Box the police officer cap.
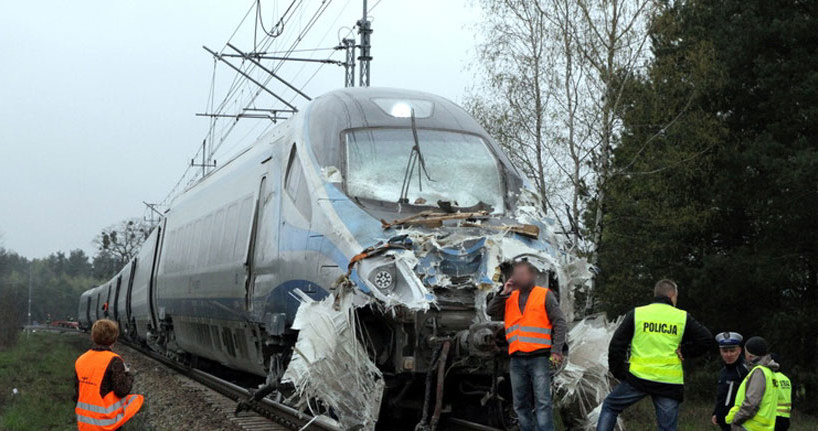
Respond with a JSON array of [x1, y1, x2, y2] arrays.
[[745, 336, 769, 356], [715, 331, 742, 347]]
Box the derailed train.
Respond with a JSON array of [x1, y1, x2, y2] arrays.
[[78, 88, 589, 430]]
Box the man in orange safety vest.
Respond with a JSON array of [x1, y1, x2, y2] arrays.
[[488, 260, 567, 431]]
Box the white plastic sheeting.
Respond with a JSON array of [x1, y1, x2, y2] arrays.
[[282, 288, 384, 431], [554, 314, 622, 430]]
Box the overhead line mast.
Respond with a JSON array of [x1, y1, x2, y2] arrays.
[[357, 0, 372, 87], [159, 0, 377, 206]]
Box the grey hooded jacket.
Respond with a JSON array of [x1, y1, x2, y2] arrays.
[[731, 354, 779, 431]]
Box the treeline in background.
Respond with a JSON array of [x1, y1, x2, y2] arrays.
[[0, 219, 152, 348]]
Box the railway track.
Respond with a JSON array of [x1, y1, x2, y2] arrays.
[[120, 340, 342, 431], [125, 342, 504, 431]]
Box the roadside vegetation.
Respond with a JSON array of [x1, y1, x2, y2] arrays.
[[0, 332, 159, 431], [0, 332, 88, 431]]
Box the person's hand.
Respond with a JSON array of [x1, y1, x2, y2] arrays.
[[676, 348, 684, 361], [501, 279, 515, 295], [711, 415, 718, 425], [550, 353, 564, 365]]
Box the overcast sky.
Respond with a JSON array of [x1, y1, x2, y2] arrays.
[[0, 0, 484, 258]]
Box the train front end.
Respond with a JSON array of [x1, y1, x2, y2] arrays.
[[283, 88, 592, 429]]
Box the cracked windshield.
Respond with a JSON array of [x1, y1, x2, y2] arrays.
[[345, 128, 504, 212]]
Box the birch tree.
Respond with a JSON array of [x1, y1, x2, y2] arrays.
[[467, 0, 657, 259]]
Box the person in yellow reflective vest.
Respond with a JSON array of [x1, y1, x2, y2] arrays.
[[487, 260, 567, 431], [726, 337, 779, 431], [73, 319, 143, 431], [771, 354, 791, 431], [596, 279, 713, 431]]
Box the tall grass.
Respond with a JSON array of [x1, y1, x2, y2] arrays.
[[0, 332, 88, 431]]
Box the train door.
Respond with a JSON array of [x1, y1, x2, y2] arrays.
[[148, 219, 166, 330], [245, 175, 268, 311], [113, 275, 122, 322], [85, 296, 91, 326], [95, 293, 101, 320], [126, 259, 137, 331]]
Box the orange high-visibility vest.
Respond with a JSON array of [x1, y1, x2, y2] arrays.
[[75, 350, 143, 431], [504, 286, 553, 354]]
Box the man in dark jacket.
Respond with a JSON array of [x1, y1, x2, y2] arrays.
[[596, 279, 713, 431], [487, 261, 567, 431], [712, 332, 750, 430]]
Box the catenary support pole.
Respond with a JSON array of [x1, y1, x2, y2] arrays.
[[357, 0, 372, 87], [27, 264, 32, 326]]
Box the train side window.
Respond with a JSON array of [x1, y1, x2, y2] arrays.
[[285, 145, 312, 220], [198, 213, 213, 265], [172, 229, 181, 272], [222, 202, 240, 262], [182, 223, 193, 271], [234, 196, 253, 261], [209, 209, 225, 266]]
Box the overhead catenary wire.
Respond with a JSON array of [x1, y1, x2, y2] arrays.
[[256, 0, 298, 39], [161, 0, 357, 207], [207, 0, 335, 158]]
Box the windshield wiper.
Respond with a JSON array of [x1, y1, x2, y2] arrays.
[[398, 109, 434, 204]]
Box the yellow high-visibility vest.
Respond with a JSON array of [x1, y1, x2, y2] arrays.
[[775, 371, 792, 419], [628, 302, 687, 384], [726, 365, 778, 431]]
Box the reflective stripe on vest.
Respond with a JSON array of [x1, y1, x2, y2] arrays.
[[75, 350, 144, 431], [504, 286, 553, 354], [628, 302, 687, 385], [726, 365, 778, 431], [774, 372, 792, 418]]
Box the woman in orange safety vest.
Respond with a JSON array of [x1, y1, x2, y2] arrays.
[[73, 319, 143, 431]]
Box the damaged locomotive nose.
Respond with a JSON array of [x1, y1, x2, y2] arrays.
[[353, 248, 432, 311]]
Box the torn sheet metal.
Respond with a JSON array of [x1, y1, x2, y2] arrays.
[[553, 314, 622, 430], [308, 182, 599, 427], [353, 248, 432, 311], [282, 288, 384, 431]]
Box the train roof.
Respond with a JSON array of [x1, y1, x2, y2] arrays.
[[305, 87, 503, 170], [306, 87, 483, 131]]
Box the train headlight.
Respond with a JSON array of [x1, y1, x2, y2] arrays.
[[389, 102, 412, 118], [372, 98, 434, 118], [355, 249, 431, 310], [368, 264, 397, 292], [373, 270, 394, 290]]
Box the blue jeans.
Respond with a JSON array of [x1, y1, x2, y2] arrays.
[[596, 381, 679, 431], [509, 355, 554, 431]]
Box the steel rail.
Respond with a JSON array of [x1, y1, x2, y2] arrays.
[[120, 340, 341, 431]]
